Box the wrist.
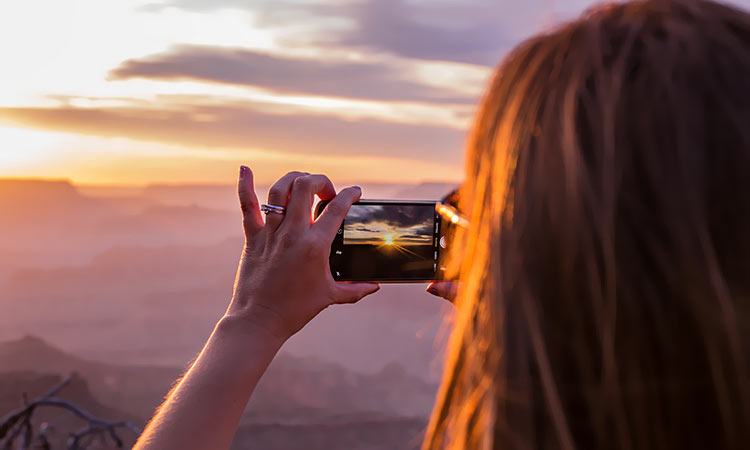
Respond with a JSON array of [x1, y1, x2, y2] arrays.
[[219, 306, 291, 348]]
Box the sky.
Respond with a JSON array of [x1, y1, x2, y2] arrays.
[[1, 0, 749, 186], [344, 204, 434, 245]]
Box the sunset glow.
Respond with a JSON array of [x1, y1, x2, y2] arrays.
[[3, 0, 746, 186], [0, 0, 483, 186], [0, 0, 586, 186]]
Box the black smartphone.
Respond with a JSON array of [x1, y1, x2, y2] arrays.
[[315, 200, 447, 282]]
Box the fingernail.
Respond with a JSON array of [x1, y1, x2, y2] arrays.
[[353, 185, 362, 193], [239, 166, 248, 177], [426, 285, 438, 295]]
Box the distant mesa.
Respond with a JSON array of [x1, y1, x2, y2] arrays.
[[0, 370, 139, 448], [378, 361, 408, 379], [0, 334, 181, 422], [0, 177, 76, 191], [0, 178, 79, 203], [0, 334, 437, 424], [0, 334, 86, 370], [0, 178, 109, 222], [0, 371, 134, 423]]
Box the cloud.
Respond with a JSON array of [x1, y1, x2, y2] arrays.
[[346, 204, 434, 228], [332, 0, 513, 66], [143, 0, 621, 66], [0, 102, 465, 163], [109, 45, 475, 103], [144, 0, 518, 66], [349, 225, 380, 234], [140, 0, 340, 26]]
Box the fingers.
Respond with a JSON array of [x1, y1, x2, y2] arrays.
[[426, 282, 458, 303], [314, 186, 362, 241], [331, 282, 380, 305], [285, 174, 336, 228], [238, 166, 264, 239], [265, 171, 308, 232]]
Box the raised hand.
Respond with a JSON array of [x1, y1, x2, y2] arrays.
[[227, 166, 380, 341]]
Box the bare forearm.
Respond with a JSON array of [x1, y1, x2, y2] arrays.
[[134, 315, 285, 450], [132, 168, 378, 449]]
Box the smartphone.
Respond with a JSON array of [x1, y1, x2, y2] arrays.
[[315, 199, 447, 282]]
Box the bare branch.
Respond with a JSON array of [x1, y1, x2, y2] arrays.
[[41, 378, 72, 400], [0, 376, 141, 450]]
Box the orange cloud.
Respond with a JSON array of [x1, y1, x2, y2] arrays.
[[0, 102, 466, 163]]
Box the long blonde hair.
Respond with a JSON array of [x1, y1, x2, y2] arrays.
[[425, 1, 750, 448]]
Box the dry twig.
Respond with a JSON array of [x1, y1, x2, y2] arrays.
[[0, 377, 140, 450]]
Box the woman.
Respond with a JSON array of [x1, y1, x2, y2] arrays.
[[135, 1, 750, 448]]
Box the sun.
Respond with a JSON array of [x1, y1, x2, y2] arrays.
[[377, 233, 421, 258], [0, 126, 64, 175]]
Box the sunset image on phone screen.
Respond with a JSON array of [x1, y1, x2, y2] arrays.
[[341, 204, 436, 279]]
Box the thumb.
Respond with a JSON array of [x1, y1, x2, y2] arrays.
[[426, 281, 458, 303], [331, 283, 380, 305]]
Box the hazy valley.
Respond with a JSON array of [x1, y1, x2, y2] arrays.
[[0, 178, 456, 449]]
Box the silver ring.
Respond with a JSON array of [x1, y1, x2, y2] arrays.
[[261, 204, 286, 215]]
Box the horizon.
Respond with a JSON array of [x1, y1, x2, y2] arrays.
[[0, 175, 459, 189]]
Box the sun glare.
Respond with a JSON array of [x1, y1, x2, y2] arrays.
[[384, 235, 394, 246], [0, 126, 63, 172]]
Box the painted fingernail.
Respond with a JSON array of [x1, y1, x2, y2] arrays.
[[353, 185, 362, 193], [426, 285, 438, 295], [240, 166, 248, 177]]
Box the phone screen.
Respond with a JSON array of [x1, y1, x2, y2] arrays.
[[325, 201, 443, 282]]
